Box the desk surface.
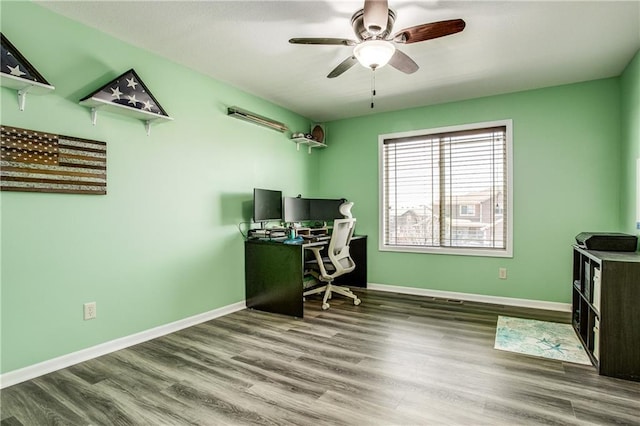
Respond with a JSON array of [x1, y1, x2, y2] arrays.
[[248, 234, 366, 247], [247, 238, 326, 248]]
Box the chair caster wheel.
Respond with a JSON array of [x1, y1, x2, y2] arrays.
[[322, 303, 330, 310], [354, 298, 361, 306]]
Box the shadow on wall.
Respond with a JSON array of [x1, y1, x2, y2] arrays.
[[219, 192, 253, 225]]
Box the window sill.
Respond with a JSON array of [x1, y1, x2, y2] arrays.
[[379, 244, 513, 258]]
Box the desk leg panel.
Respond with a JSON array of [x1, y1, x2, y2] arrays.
[[245, 242, 304, 317]]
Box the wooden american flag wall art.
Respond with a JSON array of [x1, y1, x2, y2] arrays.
[[0, 125, 107, 195]]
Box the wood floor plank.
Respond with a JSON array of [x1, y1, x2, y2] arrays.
[[244, 383, 348, 426], [0, 380, 86, 426], [0, 416, 24, 426], [2, 289, 639, 425], [94, 378, 201, 425], [32, 370, 137, 425]]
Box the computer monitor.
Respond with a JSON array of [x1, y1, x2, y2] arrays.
[[253, 188, 282, 223], [309, 198, 345, 221], [283, 197, 310, 223]]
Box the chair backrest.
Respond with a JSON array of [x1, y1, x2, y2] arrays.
[[327, 218, 356, 277]]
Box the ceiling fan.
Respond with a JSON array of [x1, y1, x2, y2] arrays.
[[289, 0, 466, 78]]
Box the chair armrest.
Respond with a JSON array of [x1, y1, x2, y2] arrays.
[[305, 246, 331, 280]]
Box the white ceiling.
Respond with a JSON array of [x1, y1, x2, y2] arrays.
[[37, 1, 640, 122]]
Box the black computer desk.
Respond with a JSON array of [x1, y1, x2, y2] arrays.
[[244, 235, 367, 317]]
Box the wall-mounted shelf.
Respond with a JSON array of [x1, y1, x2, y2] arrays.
[[1, 33, 55, 111], [0, 74, 54, 111], [292, 136, 326, 154], [79, 97, 173, 136], [79, 69, 172, 136]]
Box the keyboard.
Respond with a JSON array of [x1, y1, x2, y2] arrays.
[[301, 235, 330, 243]]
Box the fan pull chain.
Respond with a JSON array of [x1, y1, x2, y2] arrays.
[[370, 69, 376, 109]]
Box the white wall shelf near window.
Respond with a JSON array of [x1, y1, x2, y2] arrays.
[[378, 119, 513, 258], [292, 136, 326, 154]]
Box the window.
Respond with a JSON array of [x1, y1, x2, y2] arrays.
[[379, 120, 512, 257], [459, 204, 476, 217]]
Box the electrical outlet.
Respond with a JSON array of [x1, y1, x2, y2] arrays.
[[84, 302, 97, 320], [499, 268, 507, 280]]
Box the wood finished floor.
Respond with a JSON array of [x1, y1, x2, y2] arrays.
[[2, 289, 639, 425]]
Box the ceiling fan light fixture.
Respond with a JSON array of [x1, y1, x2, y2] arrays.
[[353, 40, 395, 70]]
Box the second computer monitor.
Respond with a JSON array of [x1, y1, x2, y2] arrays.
[[283, 197, 310, 223], [283, 197, 345, 223]]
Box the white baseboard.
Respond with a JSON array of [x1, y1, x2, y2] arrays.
[[0, 301, 246, 389], [1, 287, 570, 389], [367, 283, 572, 312]]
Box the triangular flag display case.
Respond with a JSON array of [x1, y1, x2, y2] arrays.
[[0, 33, 55, 111], [80, 69, 172, 136]]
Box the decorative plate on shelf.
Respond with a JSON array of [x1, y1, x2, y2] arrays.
[[311, 124, 325, 144]]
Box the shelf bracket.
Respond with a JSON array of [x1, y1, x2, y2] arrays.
[[308, 145, 312, 154], [144, 120, 152, 136], [90, 107, 98, 126], [17, 88, 28, 111]]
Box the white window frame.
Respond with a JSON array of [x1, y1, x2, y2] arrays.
[[378, 119, 513, 258]]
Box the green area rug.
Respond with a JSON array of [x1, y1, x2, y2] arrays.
[[494, 316, 592, 365]]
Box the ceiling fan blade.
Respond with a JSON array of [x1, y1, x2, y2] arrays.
[[393, 19, 466, 44], [327, 56, 358, 78], [289, 38, 356, 46], [363, 0, 388, 35], [388, 50, 418, 74]]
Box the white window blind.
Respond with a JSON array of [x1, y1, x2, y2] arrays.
[[380, 121, 512, 257]]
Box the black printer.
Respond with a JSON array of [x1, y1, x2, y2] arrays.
[[575, 232, 638, 252]]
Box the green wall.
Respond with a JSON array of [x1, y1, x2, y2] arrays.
[[1, 1, 635, 377], [620, 49, 640, 236], [320, 79, 622, 303], [0, 2, 315, 373]]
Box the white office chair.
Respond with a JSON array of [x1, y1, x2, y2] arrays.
[[303, 217, 362, 310]]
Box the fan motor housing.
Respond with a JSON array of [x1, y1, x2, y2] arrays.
[[351, 8, 396, 41]]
